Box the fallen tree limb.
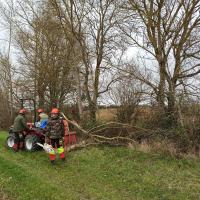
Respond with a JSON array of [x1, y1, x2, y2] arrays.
[[61, 112, 148, 146], [61, 112, 150, 134], [65, 141, 100, 152], [61, 112, 88, 135], [61, 113, 200, 156], [90, 134, 137, 144]]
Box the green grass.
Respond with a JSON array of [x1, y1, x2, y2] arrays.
[[0, 131, 200, 200]]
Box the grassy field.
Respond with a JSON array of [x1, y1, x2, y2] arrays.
[[96, 108, 117, 122], [0, 132, 200, 200]]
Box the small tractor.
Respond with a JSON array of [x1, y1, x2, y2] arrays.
[[6, 98, 77, 152], [6, 98, 46, 151]]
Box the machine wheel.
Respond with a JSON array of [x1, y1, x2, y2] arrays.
[[25, 135, 41, 151], [6, 134, 15, 149]]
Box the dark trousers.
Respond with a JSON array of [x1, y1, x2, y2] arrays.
[[50, 138, 61, 148]]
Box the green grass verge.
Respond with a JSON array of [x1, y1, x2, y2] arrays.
[[0, 131, 200, 200]]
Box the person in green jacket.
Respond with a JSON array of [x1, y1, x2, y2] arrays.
[[12, 108, 29, 151]]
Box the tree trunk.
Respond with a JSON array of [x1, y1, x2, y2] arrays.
[[157, 61, 166, 113], [38, 93, 45, 108], [167, 83, 177, 127], [75, 67, 83, 120], [89, 102, 97, 124], [167, 93, 176, 126], [7, 0, 14, 122]]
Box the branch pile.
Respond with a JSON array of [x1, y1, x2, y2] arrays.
[[61, 113, 155, 147], [61, 113, 196, 154]]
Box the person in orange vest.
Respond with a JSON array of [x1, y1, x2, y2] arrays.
[[45, 108, 67, 165]]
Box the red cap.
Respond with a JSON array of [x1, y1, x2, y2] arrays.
[[37, 109, 43, 113], [51, 108, 59, 114], [19, 108, 26, 114]]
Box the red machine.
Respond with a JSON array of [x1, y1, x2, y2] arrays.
[[64, 132, 77, 146], [63, 120, 77, 148], [6, 123, 46, 152], [6, 98, 46, 151], [6, 98, 77, 152]]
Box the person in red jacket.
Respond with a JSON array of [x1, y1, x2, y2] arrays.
[[45, 108, 67, 165]]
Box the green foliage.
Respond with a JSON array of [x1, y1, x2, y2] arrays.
[[0, 132, 200, 200], [172, 127, 190, 153]]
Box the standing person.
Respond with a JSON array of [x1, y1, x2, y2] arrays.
[[45, 108, 66, 165], [12, 108, 29, 151], [37, 108, 48, 128]]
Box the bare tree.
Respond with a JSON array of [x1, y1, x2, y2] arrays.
[[0, 0, 15, 120], [119, 0, 200, 126], [50, 0, 123, 123], [12, 0, 78, 110], [109, 78, 145, 123]]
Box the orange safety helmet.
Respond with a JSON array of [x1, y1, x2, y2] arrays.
[[37, 108, 43, 113], [19, 108, 26, 114], [51, 108, 59, 114]]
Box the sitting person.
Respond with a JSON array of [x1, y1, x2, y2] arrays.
[[36, 108, 48, 129]]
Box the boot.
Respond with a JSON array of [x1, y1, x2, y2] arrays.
[[51, 160, 55, 165], [13, 143, 19, 152]]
